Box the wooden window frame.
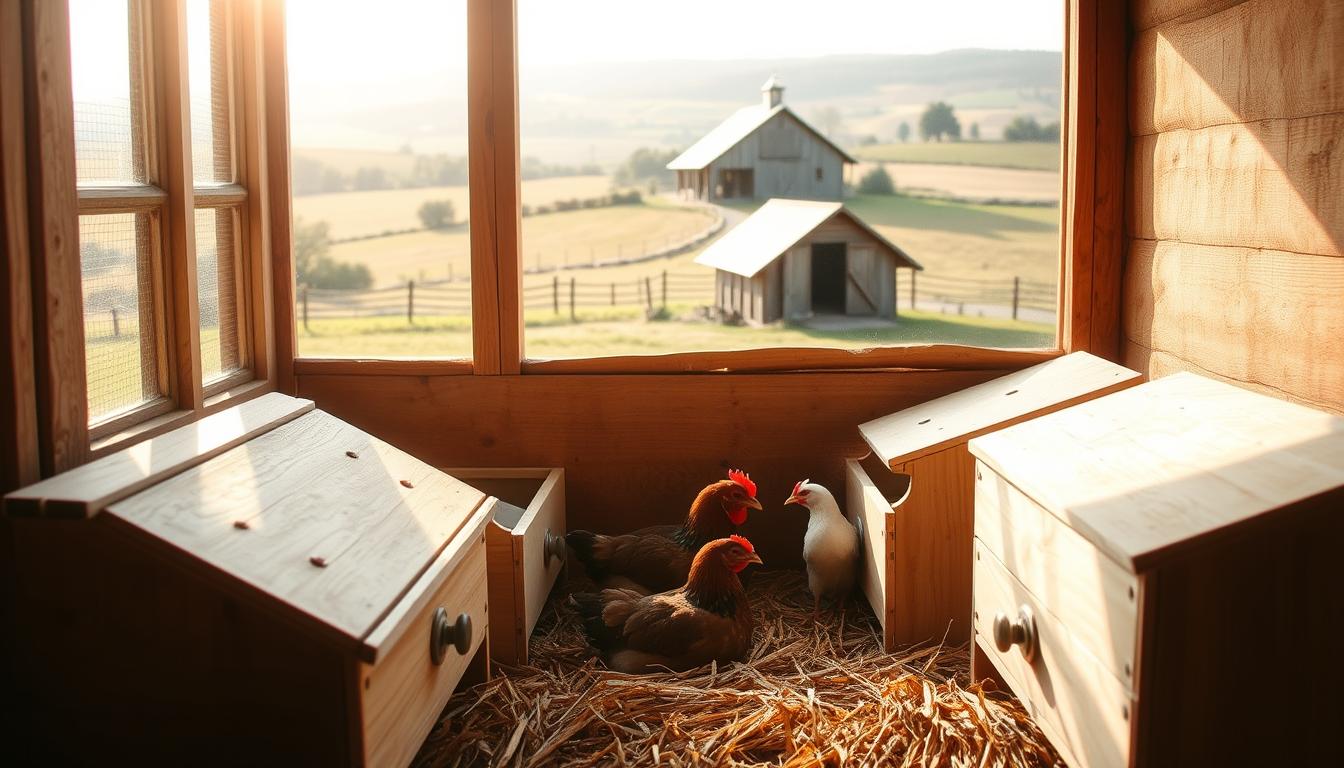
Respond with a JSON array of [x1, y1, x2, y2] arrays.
[[289, 0, 1124, 379], [6, 0, 280, 473]]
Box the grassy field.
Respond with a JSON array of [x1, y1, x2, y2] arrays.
[[851, 141, 1060, 173], [295, 308, 1053, 359], [327, 200, 716, 287], [293, 175, 616, 241]]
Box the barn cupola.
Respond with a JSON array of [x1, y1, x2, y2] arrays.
[[761, 75, 784, 108]]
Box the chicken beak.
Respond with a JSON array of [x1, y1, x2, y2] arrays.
[[744, 497, 763, 511], [746, 552, 763, 566], [784, 494, 804, 507]]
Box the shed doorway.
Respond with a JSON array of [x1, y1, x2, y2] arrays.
[[810, 243, 847, 314], [717, 168, 755, 199]]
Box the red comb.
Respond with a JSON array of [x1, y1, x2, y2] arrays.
[[728, 534, 755, 552], [791, 479, 807, 496], [728, 469, 757, 497]]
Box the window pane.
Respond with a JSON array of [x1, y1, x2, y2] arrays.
[[287, 1, 470, 358], [195, 207, 242, 382], [518, 1, 1062, 359], [69, 0, 145, 185], [80, 214, 159, 422], [187, 0, 233, 185]]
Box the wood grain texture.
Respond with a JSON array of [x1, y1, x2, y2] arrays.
[[0, 0, 38, 492], [523, 345, 1059, 375], [105, 410, 489, 659], [974, 462, 1138, 689], [1131, 0, 1246, 32], [973, 542, 1134, 768], [969, 372, 1344, 572], [1129, 117, 1344, 256], [23, 0, 89, 473], [234, 0, 276, 387], [4, 392, 313, 518], [261, 0, 295, 393], [357, 537, 489, 768], [295, 369, 1012, 568], [859, 352, 1141, 468], [1131, 0, 1344, 135], [1123, 238, 1344, 411]]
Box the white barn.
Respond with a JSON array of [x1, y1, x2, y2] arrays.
[[668, 77, 855, 202]]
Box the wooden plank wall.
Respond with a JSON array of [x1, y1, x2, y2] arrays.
[[1124, 0, 1344, 413], [295, 369, 1008, 568]]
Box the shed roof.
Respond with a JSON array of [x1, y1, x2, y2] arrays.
[[666, 105, 857, 171], [694, 198, 924, 278]]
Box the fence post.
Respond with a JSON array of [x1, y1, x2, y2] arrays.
[[301, 285, 309, 331], [111, 307, 120, 337], [662, 270, 667, 308], [553, 275, 559, 314], [610, 282, 616, 306], [1012, 276, 1020, 320], [910, 271, 917, 311], [407, 280, 415, 324], [569, 277, 576, 322], [645, 276, 653, 311]]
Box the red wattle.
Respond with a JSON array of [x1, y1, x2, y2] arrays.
[[727, 505, 748, 525], [731, 560, 751, 573]]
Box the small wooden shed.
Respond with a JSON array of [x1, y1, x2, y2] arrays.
[[696, 199, 922, 324]]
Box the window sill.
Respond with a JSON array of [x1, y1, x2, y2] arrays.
[[90, 378, 275, 459]]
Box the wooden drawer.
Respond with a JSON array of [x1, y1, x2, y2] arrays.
[[356, 532, 490, 768], [445, 468, 566, 665], [972, 540, 1133, 768], [973, 461, 1138, 687], [843, 455, 907, 647]]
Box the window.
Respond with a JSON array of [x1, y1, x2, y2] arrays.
[[514, 0, 1063, 361], [70, 0, 253, 437], [286, 0, 471, 359]]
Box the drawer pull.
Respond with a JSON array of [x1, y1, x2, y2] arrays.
[[993, 605, 1038, 663], [431, 608, 472, 664], [544, 528, 566, 568]]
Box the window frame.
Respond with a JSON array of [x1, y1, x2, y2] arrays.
[[288, 0, 1125, 377]]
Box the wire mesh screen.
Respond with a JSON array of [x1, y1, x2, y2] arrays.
[[80, 213, 159, 422], [69, 0, 144, 185], [187, 0, 233, 184], [195, 207, 242, 382]]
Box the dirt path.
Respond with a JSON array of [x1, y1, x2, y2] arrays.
[[854, 161, 1059, 204]]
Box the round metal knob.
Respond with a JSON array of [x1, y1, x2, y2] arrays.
[[544, 528, 566, 568], [430, 608, 472, 665], [992, 605, 1037, 663]]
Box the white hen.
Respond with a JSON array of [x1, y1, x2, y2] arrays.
[[786, 480, 860, 621]]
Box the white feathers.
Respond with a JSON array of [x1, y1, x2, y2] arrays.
[[796, 482, 860, 604]]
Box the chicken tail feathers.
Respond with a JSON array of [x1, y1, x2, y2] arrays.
[[565, 530, 609, 580], [569, 591, 621, 651]]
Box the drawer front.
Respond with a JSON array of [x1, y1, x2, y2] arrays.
[[974, 540, 1133, 768], [359, 539, 488, 768], [511, 469, 566, 642], [974, 461, 1138, 687], [481, 469, 565, 665], [844, 458, 901, 641]]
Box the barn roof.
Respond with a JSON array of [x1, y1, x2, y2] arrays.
[[665, 105, 858, 171], [694, 198, 923, 278]]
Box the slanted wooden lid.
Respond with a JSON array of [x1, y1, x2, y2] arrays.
[[969, 373, 1344, 573], [103, 409, 489, 662], [859, 352, 1141, 468]]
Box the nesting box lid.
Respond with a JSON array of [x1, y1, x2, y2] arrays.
[[4, 394, 491, 662], [858, 352, 1141, 468], [969, 373, 1344, 573]]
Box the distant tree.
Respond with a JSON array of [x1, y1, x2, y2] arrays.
[[969, 122, 981, 141], [320, 167, 346, 193], [353, 166, 390, 190], [897, 121, 911, 143], [919, 102, 960, 142], [859, 134, 879, 146], [857, 165, 896, 195], [813, 105, 843, 137], [1040, 120, 1061, 142], [293, 217, 373, 290], [612, 147, 679, 188], [1003, 115, 1060, 142], [292, 155, 347, 196], [306, 259, 374, 290], [417, 200, 456, 229], [398, 142, 414, 154]]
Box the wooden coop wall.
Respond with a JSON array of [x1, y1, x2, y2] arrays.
[[1122, 0, 1344, 414]]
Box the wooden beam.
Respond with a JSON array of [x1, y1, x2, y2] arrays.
[[521, 345, 1060, 375], [22, 0, 89, 474], [1, 0, 39, 491], [234, 0, 276, 387], [153, 0, 203, 411], [467, 0, 522, 374], [260, 0, 295, 393]]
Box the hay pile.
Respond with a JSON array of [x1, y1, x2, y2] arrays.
[[416, 571, 1061, 767]]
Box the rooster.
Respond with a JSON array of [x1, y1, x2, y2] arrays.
[[566, 470, 762, 594], [570, 535, 763, 673], [786, 480, 860, 622]]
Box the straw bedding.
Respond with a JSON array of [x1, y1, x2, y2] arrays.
[[415, 570, 1061, 767]]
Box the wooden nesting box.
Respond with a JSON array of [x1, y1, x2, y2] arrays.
[[848, 352, 1141, 649], [4, 394, 497, 767], [443, 468, 566, 665], [968, 373, 1344, 767]]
